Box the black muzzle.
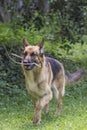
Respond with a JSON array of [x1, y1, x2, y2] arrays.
[[23, 59, 35, 70]]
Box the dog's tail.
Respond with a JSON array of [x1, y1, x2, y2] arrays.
[[65, 69, 85, 85]]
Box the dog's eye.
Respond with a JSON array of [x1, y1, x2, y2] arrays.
[[31, 52, 36, 56]]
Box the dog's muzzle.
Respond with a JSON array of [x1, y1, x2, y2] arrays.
[[23, 59, 35, 70]]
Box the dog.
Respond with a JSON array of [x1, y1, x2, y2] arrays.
[[21, 38, 84, 124]]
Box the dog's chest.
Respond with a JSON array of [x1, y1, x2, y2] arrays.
[[25, 71, 47, 98]]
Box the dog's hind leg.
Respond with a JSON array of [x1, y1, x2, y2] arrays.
[[54, 75, 65, 116], [44, 103, 49, 114]]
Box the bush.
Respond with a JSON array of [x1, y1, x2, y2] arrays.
[[0, 22, 87, 91]]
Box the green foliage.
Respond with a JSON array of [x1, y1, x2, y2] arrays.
[[0, 23, 14, 44], [0, 0, 86, 43], [0, 23, 42, 45], [0, 46, 24, 89]]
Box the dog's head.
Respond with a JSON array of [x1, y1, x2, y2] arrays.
[[22, 38, 44, 70]]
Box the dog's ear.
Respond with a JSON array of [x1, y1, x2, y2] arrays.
[[38, 39, 44, 56], [38, 39, 44, 49], [23, 38, 29, 47]]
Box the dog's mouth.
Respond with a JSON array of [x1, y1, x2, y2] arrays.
[[23, 62, 35, 70], [23, 58, 42, 70], [25, 64, 35, 70]]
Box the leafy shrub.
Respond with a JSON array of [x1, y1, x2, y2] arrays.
[[0, 22, 87, 92]]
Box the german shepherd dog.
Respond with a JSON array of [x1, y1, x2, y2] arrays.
[[22, 39, 84, 124]]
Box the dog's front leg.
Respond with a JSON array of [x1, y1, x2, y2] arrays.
[[33, 90, 52, 124]]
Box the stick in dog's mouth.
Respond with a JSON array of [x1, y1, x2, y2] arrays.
[[11, 53, 41, 68]]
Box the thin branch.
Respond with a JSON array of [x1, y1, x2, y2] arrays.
[[11, 53, 23, 59]]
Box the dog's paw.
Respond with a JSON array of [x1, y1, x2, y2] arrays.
[[33, 117, 41, 125], [55, 110, 61, 116]]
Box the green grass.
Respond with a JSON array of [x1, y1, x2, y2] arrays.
[[0, 77, 87, 130]]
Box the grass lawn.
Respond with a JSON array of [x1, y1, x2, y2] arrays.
[[0, 77, 87, 130]]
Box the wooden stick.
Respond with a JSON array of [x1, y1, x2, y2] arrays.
[[11, 53, 23, 59]]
